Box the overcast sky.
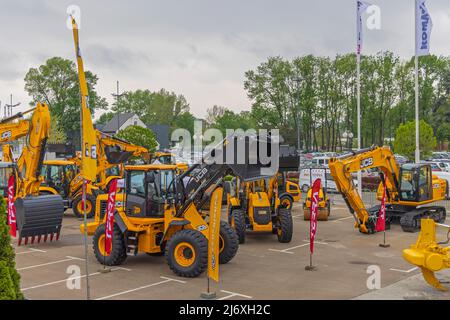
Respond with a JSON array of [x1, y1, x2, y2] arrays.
[[1, 0, 450, 119]]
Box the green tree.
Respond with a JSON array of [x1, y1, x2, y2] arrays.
[[117, 125, 158, 152], [393, 120, 437, 160], [48, 115, 67, 144], [95, 112, 116, 125], [113, 88, 192, 132], [0, 197, 23, 300], [24, 57, 108, 136]]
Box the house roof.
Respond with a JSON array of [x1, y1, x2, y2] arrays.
[[148, 124, 170, 150], [102, 113, 135, 132]]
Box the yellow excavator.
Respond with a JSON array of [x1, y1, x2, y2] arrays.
[[39, 131, 149, 218], [0, 103, 64, 244], [403, 219, 450, 291], [329, 146, 447, 233], [151, 151, 188, 172]]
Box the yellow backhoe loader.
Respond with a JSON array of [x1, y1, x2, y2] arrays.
[[329, 146, 447, 234], [226, 154, 300, 243], [403, 219, 450, 291], [82, 134, 274, 277], [0, 103, 64, 244], [39, 131, 149, 218]]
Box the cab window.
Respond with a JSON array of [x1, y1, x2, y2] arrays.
[[129, 171, 145, 197]]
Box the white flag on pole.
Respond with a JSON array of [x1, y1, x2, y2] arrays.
[[356, 1, 371, 55], [416, 0, 433, 56]]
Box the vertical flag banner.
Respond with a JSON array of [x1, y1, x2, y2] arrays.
[[356, 1, 371, 54], [7, 175, 17, 237], [208, 187, 223, 282], [416, 0, 433, 56], [105, 179, 118, 255], [309, 179, 321, 254], [71, 17, 97, 182], [375, 184, 386, 232]]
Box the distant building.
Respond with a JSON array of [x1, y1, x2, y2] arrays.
[[101, 113, 146, 134], [101, 112, 170, 151]]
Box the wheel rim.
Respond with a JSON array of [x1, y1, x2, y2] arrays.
[[174, 242, 196, 267], [77, 199, 92, 215], [281, 198, 291, 209], [98, 234, 110, 257]]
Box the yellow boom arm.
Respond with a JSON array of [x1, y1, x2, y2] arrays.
[[329, 146, 400, 233]]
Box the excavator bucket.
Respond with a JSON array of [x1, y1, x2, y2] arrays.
[[104, 145, 133, 165], [402, 219, 450, 291], [15, 195, 64, 245]]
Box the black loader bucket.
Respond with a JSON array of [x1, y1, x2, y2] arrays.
[[279, 145, 300, 172], [104, 145, 133, 165], [221, 133, 276, 181], [15, 195, 64, 245]]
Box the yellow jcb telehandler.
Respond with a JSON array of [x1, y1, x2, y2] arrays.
[[82, 134, 274, 277]]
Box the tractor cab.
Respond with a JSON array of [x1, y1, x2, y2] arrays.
[[398, 163, 433, 203], [40, 160, 78, 198], [124, 164, 178, 218]]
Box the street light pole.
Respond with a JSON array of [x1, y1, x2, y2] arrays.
[[5, 94, 20, 117], [111, 81, 125, 135]]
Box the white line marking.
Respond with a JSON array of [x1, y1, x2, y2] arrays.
[[218, 290, 252, 300], [331, 216, 353, 222], [66, 256, 85, 261], [389, 267, 419, 273], [96, 276, 186, 300], [17, 257, 78, 271], [21, 267, 128, 291], [160, 276, 187, 284], [269, 241, 328, 254], [16, 248, 47, 255]]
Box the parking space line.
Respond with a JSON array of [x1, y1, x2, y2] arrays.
[[16, 248, 47, 255], [21, 267, 129, 291], [218, 290, 252, 300], [96, 276, 187, 300], [389, 267, 419, 273], [17, 257, 81, 271], [331, 216, 353, 222], [269, 240, 329, 254]]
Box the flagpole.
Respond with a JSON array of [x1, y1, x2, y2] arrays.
[[414, 0, 420, 163], [357, 51, 362, 194]]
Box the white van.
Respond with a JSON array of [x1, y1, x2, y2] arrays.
[[311, 156, 330, 168], [299, 168, 336, 192]]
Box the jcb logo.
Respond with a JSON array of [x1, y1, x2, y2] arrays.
[[194, 168, 208, 183], [360, 157, 374, 169], [1, 131, 11, 140]]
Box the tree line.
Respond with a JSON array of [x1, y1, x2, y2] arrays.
[[23, 53, 450, 154]]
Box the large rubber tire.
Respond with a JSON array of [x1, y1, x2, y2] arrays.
[[279, 194, 293, 210], [93, 223, 127, 266], [219, 221, 239, 264], [277, 208, 293, 243], [230, 209, 246, 244], [72, 194, 96, 219], [165, 229, 208, 278]]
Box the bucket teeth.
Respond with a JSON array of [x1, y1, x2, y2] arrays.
[[18, 238, 22, 246], [44, 234, 48, 242], [421, 267, 448, 292], [24, 237, 28, 245], [50, 233, 54, 242]]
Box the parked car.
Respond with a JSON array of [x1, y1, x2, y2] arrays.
[[394, 154, 409, 165], [425, 161, 448, 172]]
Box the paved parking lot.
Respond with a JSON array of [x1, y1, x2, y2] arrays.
[[12, 198, 450, 300]]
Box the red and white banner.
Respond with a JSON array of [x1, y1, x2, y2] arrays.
[[105, 179, 118, 255], [7, 175, 17, 237], [375, 184, 386, 232], [309, 178, 321, 254]]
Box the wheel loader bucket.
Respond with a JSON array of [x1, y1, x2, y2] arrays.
[[15, 195, 64, 245], [222, 133, 277, 181], [104, 145, 133, 165]]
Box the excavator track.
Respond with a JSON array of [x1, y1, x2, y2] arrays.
[[400, 206, 446, 233]]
